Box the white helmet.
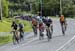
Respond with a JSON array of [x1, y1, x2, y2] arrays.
[[37, 16, 40, 19], [46, 16, 49, 20], [48, 17, 50, 19]]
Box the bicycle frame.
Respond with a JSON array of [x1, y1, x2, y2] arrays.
[[12, 30, 20, 44]]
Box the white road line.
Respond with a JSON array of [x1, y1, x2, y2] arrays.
[[8, 37, 38, 51], [56, 34, 75, 51]]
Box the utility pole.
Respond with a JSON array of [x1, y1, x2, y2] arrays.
[[40, 0, 43, 16], [30, 3, 32, 13], [60, 0, 62, 15], [0, 0, 2, 21]]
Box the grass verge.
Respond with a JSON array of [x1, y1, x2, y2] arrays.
[[0, 18, 33, 32], [0, 34, 12, 46]]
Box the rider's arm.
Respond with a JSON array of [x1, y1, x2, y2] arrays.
[[50, 19, 53, 25]]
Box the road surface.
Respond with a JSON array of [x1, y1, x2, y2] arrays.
[[0, 18, 75, 51]]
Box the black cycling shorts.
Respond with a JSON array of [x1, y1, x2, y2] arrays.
[[60, 21, 65, 25], [46, 24, 50, 27]]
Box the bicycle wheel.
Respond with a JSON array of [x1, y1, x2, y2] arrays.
[[39, 29, 44, 40], [15, 30, 20, 44], [33, 26, 37, 36], [51, 25, 53, 34], [12, 31, 16, 44], [48, 29, 52, 39], [46, 28, 51, 41], [65, 23, 67, 31]]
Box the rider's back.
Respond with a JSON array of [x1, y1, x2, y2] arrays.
[[14, 24, 18, 30], [45, 18, 52, 27], [60, 15, 65, 22], [32, 18, 37, 26], [11, 22, 18, 30], [19, 23, 24, 29]]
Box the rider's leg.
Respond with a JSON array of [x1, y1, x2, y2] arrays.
[[48, 29, 51, 41], [51, 25, 53, 34], [61, 22, 63, 34], [49, 31, 52, 39], [35, 27, 37, 35], [20, 30, 24, 40], [15, 30, 19, 44], [39, 29, 43, 40], [46, 27, 51, 41], [48, 26, 52, 39], [34, 26, 37, 36], [12, 31, 16, 44], [61, 22, 65, 35], [21, 30, 24, 40], [64, 22, 67, 31], [32, 26, 36, 36], [39, 29, 41, 40], [19, 30, 21, 39]]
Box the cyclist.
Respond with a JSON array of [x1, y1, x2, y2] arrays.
[[36, 15, 45, 40], [60, 15, 67, 36], [31, 17, 38, 36], [19, 23, 24, 41], [45, 16, 53, 41], [42, 16, 46, 24], [38, 18, 45, 40], [11, 21, 19, 44]]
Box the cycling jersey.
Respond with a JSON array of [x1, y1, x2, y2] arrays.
[[45, 19, 52, 27], [60, 15, 65, 22]]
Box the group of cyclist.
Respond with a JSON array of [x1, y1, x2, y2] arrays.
[[31, 15, 67, 41], [11, 14, 67, 44], [11, 21, 24, 44], [32, 15, 53, 41]]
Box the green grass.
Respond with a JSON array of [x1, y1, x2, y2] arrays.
[[0, 20, 11, 32], [0, 19, 33, 45], [23, 20, 33, 32], [0, 34, 12, 46], [0, 18, 33, 32], [0, 18, 33, 45], [14, 19, 33, 32]]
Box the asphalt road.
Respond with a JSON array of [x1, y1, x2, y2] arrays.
[[0, 18, 75, 51]]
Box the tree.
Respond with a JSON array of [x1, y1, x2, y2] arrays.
[[0, 0, 2, 21], [2, 0, 9, 17], [7, 0, 75, 17], [62, 0, 75, 17]]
